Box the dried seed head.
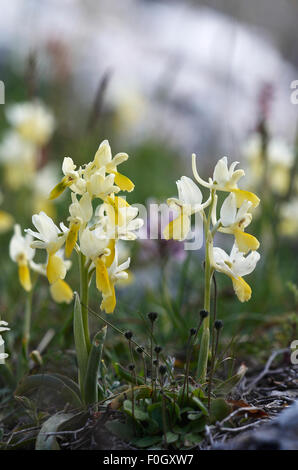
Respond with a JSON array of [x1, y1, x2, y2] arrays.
[[154, 345, 162, 354], [214, 320, 223, 330], [136, 346, 144, 354], [148, 312, 158, 323], [159, 365, 167, 375], [200, 309, 209, 319], [128, 363, 135, 371], [124, 330, 133, 340], [189, 328, 197, 336]]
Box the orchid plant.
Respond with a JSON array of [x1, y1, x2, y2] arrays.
[[164, 154, 261, 381], [9, 140, 143, 402]]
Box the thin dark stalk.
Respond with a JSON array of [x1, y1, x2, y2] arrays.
[[81, 302, 151, 358]]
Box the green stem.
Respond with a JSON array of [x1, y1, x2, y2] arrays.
[[22, 289, 33, 361], [197, 190, 215, 382], [79, 252, 91, 353]]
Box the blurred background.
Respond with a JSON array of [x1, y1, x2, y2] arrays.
[[0, 0, 298, 367]]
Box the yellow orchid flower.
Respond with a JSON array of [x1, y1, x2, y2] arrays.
[[163, 176, 211, 241], [211, 244, 260, 302], [192, 154, 260, 208], [217, 193, 259, 254]]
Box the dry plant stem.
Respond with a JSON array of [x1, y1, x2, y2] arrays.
[[150, 323, 154, 391], [79, 252, 91, 352], [82, 303, 151, 358]]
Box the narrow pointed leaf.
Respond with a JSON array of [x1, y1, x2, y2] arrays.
[[73, 293, 88, 396], [84, 326, 107, 404]]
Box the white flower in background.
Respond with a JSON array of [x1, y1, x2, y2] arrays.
[[0, 190, 13, 233], [242, 133, 295, 196], [217, 193, 259, 253], [25, 212, 68, 284], [211, 243, 260, 302], [279, 198, 298, 237], [6, 100, 55, 146], [0, 131, 37, 189], [164, 176, 211, 241], [0, 321, 10, 362], [9, 224, 35, 291], [192, 154, 260, 208]]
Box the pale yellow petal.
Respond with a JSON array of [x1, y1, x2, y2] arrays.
[[163, 214, 190, 241], [234, 229, 260, 254], [18, 263, 32, 292], [232, 276, 252, 302], [231, 189, 260, 208], [50, 279, 73, 304], [95, 257, 111, 295], [113, 171, 135, 192], [65, 221, 80, 258], [101, 284, 116, 314], [47, 253, 66, 284], [104, 239, 115, 268]]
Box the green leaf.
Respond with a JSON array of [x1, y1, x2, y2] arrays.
[[184, 432, 203, 447], [209, 398, 232, 423], [105, 420, 134, 442], [15, 374, 82, 409], [190, 396, 209, 416], [73, 293, 88, 397], [35, 413, 73, 450], [165, 432, 179, 444], [131, 436, 162, 448], [214, 365, 247, 395], [123, 400, 149, 421], [51, 373, 81, 398], [84, 326, 107, 405]]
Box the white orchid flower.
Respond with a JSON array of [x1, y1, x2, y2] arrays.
[[9, 224, 35, 291], [25, 212, 68, 284], [163, 176, 211, 241], [85, 140, 134, 192], [217, 193, 260, 253], [192, 154, 260, 208], [211, 243, 260, 302], [49, 157, 86, 199], [64, 192, 93, 257], [6, 100, 55, 146], [86, 167, 120, 199], [96, 196, 143, 240]]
